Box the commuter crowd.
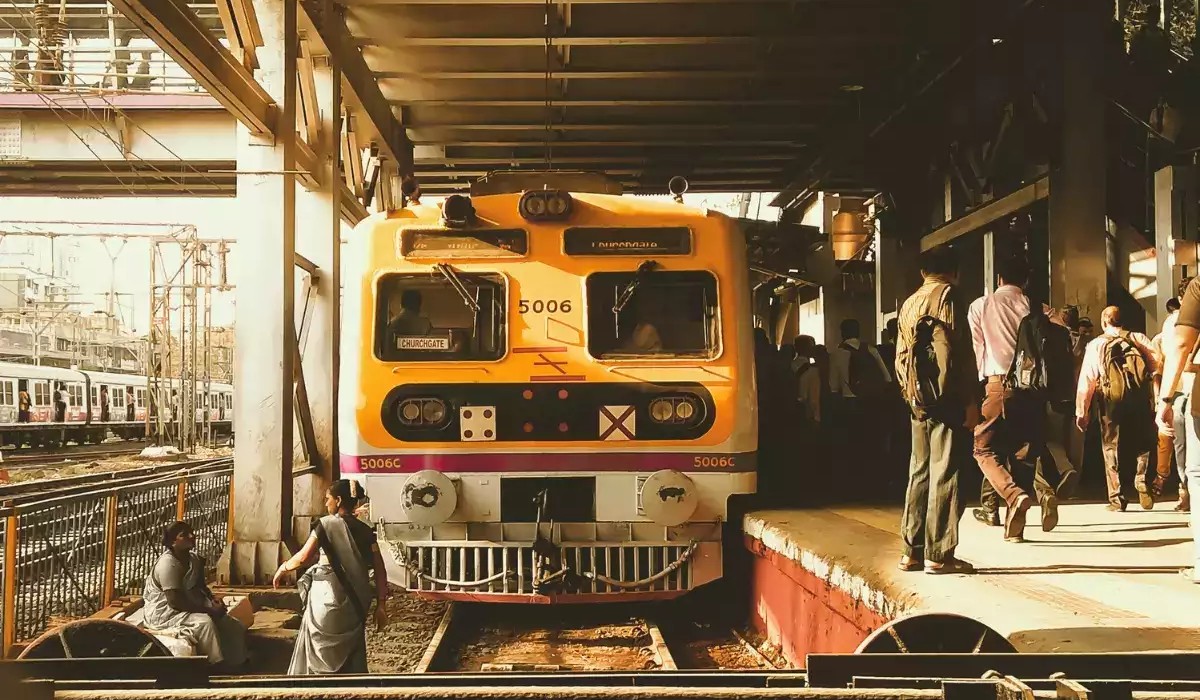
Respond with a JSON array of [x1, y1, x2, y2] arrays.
[[763, 247, 1198, 579]]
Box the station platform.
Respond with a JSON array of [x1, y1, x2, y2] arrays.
[[743, 503, 1200, 667]]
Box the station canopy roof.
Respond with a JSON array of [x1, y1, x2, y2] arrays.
[[343, 0, 978, 196]]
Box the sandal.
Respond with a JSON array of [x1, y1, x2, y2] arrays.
[[897, 555, 922, 572], [924, 558, 975, 575]]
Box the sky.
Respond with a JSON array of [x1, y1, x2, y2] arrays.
[[0, 191, 781, 336]]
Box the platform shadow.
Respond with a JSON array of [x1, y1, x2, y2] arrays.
[[1009, 626, 1200, 652], [973, 564, 1184, 575], [1050, 523, 1186, 534], [1026, 537, 1193, 548]]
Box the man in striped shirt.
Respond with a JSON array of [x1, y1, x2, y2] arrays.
[[895, 247, 979, 575]]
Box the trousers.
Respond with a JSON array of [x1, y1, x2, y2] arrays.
[[901, 414, 964, 562], [1099, 402, 1154, 507], [973, 381, 1057, 508]]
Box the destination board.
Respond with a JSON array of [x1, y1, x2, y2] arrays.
[[400, 228, 528, 258], [563, 227, 692, 256], [396, 336, 451, 351]]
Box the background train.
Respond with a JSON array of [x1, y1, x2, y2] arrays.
[[0, 360, 234, 448], [340, 172, 757, 602]]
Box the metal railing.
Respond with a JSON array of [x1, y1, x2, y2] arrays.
[[0, 460, 230, 657]]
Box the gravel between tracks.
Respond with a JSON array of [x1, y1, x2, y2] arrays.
[[366, 590, 449, 673], [1, 445, 231, 484]]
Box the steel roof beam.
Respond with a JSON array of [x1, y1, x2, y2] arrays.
[[378, 70, 810, 80], [415, 139, 803, 147], [406, 122, 814, 131], [395, 98, 829, 108], [108, 0, 277, 136], [340, 0, 865, 4], [299, 0, 413, 173], [355, 35, 887, 47], [417, 155, 795, 164]]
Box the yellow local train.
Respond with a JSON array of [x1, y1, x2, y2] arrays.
[[340, 172, 756, 602]]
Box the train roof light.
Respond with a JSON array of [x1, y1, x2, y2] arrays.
[[441, 194, 475, 227], [668, 176, 688, 203]]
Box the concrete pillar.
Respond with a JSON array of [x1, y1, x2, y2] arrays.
[[220, 0, 297, 585], [291, 49, 342, 540], [1047, 1, 1107, 320], [1155, 166, 1199, 327]]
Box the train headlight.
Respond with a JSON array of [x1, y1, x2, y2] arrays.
[[398, 398, 448, 427], [519, 189, 573, 222], [422, 399, 446, 424], [399, 400, 422, 424], [650, 398, 675, 423], [675, 399, 696, 421]]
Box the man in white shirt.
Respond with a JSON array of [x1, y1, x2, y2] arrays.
[[829, 318, 891, 399], [828, 318, 891, 487], [968, 257, 1076, 542], [1152, 295, 1192, 511], [1076, 306, 1159, 511]]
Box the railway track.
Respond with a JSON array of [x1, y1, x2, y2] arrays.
[[0, 457, 232, 504], [2, 441, 151, 469], [414, 599, 775, 673]]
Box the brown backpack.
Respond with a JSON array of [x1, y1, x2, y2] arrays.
[[1099, 331, 1150, 407]]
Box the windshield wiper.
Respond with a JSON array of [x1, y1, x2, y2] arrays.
[[612, 260, 658, 314], [433, 262, 480, 313]]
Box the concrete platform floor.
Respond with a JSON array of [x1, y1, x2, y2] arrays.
[[744, 502, 1200, 653]]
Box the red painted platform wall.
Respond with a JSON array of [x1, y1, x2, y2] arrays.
[[745, 535, 889, 668]]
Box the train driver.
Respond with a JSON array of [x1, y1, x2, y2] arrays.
[[388, 289, 433, 338], [622, 295, 664, 353]]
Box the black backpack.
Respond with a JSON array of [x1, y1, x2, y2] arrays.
[[840, 341, 886, 400], [1006, 310, 1075, 413], [895, 284, 954, 420]]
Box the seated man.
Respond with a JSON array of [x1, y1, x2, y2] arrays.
[[142, 521, 247, 669]]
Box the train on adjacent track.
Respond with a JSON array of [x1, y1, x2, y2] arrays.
[[340, 172, 757, 602], [0, 360, 234, 447]]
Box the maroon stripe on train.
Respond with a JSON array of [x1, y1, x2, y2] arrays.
[[340, 451, 756, 473]]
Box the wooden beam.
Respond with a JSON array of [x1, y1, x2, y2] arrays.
[[298, 0, 412, 174], [109, 0, 275, 135], [920, 177, 1050, 252], [297, 37, 322, 151]]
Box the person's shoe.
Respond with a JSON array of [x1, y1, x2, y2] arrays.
[[1175, 490, 1191, 512], [973, 507, 1000, 527], [1105, 499, 1128, 512], [1004, 495, 1032, 542], [1040, 494, 1059, 532], [924, 557, 975, 575], [898, 555, 922, 572], [1138, 488, 1155, 511], [1055, 469, 1080, 500]]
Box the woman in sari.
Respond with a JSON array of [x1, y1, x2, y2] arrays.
[[143, 521, 247, 668], [273, 479, 388, 674]]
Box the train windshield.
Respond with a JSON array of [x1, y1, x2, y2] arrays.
[[375, 272, 506, 362], [586, 270, 719, 359]]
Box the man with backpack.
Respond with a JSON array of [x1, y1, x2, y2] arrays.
[[894, 247, 979, 574], [1076, 306, 1159, 511], [829, 318, 892, 488], [969, 257, 1077, 542]]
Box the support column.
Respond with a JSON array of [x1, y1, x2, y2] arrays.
[[1156, 166, 1199, 327], [291, 46, 342, 541], [1048, 1, 1107, 319], [220, 0, 297, 585]]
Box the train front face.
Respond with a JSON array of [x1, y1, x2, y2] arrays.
[[339, 190, 757, 602]]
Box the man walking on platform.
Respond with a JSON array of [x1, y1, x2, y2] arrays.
[[969, 257, 1076, 542], [1077, 306, 1158, 511], [1153, 294, 1192, 510], [894, 247, 979, 574], [1155, 277, 1200, 583]]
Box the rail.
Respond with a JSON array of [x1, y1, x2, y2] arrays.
[[0, 459, 231, 658]]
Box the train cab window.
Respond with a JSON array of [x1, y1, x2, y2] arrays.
[[34, 382, 49, 406], [586, 270, 719, 359], [375, 272, 506, 362]]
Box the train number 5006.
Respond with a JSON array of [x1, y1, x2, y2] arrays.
[[694, 456, 735, 468], [519, 299, 572, 314]]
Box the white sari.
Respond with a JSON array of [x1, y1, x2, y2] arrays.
[[287, 514, 374, 675]]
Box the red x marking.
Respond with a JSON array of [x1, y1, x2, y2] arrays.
[[599, 405, 636, 440]]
